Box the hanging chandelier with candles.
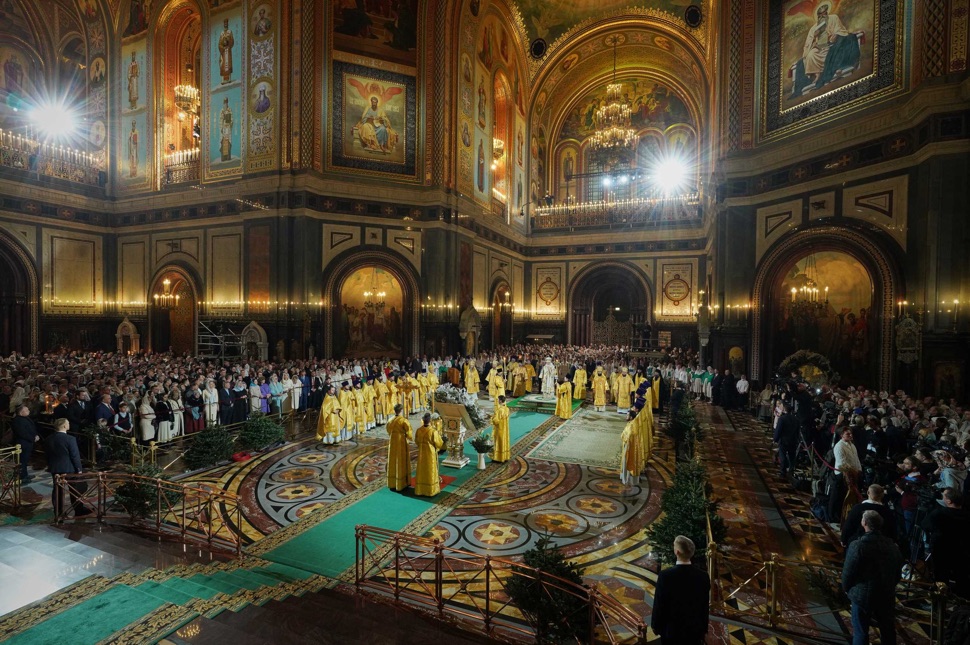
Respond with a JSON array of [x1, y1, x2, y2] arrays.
[[153, 278, 180, 309], [788, 253, 828, 316], [174, 84, 200, 120], [587, 35, 638, 169], [363, 268, 386, 308]]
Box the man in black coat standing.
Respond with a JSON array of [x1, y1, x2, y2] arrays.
[[775, 403, 801, 478], [11, 404, 39, 482], [842, 510, 902, 645], [651, 535, 710, 644], [46, 418, 90, 519], [218, 383, 234, 425]]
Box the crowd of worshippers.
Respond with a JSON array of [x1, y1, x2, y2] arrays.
[[756, 371, 970, 597]]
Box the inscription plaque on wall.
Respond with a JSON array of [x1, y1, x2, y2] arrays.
[[533, 267, 562, 316], [660, 262, 695, 319]]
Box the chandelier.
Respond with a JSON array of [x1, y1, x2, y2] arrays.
[[788, 254, 828, 315], [153, 278, 180, 309], [174, 84, 200, 119], [587, 35, 638, 170], [363, 269, 386, 308]]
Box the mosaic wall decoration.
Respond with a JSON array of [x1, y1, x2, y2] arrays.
[[207, 7, 245, 178], [763, 0, 905, 137], [330, 61, 416, 179], [247, 0, 278, 172]]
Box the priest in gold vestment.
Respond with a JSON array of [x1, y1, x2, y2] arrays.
[[316, 386, 341, 444], [614, 367, 634, 414], [386, 404, 413, 492], [414, 413, 444, 496], [620, 410, 642, 486], [491, 395, 511, 462], [465, 359, 480, 394], [572, 365, 587, 400], [555, 377, 573, 419], [592, 367, 610, 412]]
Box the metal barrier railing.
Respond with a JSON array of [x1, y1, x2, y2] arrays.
[[130, 438, 157, 468], [0, 445, 22, 509], [53, 472, 245, 557], [705, 510, 953, 644], [355, 524, 647, 644]]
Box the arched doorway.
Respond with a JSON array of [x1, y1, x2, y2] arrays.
[[323, 250, 420, 359], [150, 269, 197, 354], [490, 281, 512, 348], [0, 233, 37, 354], [752, 226, 900, 391], [568, 263, 651, 346]]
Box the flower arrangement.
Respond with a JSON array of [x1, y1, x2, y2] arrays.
[[470, 430, 493, 454], [433, 384, 490, 430]]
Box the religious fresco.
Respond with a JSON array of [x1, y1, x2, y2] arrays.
[[208, 8, 244, 175], [121, 42, 145, 113], [781, 0, 874, 110], [331, 61, 416, 178], [764, 0, 903, 136], [775, 251, 874, 381], [515, 0, 697, 45], [331, 0, 418, 69], [0, 46, 31, 98], [248, 1, 278, 171], [122, 0, 151, 38], [122, 112, 149, 181], [558, 79, 692, 142], [335, 266, 404, 358]]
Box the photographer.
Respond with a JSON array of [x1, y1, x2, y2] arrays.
[[842, 484, 896, 548], [775, 403, 800, 479], [894, 455, 927, 539], [921, 488, 970, 597]]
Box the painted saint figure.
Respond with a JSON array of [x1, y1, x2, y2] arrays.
[[127, 120, 138, 177], [355, 96, 397, 154], [3, 55, 23, 94], [127, 51, 139, 110], [253, 8, 272, 37], [477, 79, 487, 129], [477, 140, 485, 192], [218, 19, 235, 84], [254, 87, 271, 114], [219, 97, 233, 162], [790, 3, 861, 98]]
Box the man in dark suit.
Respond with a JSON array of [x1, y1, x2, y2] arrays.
[[651, 535, 710, 644], [66, 390, 93, 432], [11, 404, 39, 483], [841, 484, 896, 548], [94, 394, 115, 426], [218, 384, 234, 425], [842, 510, 902, 645], [45, 418, 90, 519]]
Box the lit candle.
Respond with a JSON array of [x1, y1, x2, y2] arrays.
[[791, 287, 797, 303]]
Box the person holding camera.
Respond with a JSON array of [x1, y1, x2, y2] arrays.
[[842, 484, 896, 548], [894, 455, 927, 539], [921, 488, 970, 597]]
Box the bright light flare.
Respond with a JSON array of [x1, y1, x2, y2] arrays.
[[651, 156, 691, 195], [30, 102, 79, 140]]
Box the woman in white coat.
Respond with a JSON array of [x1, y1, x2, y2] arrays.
[[168, 387, 185, 438], [203, 379, 219, 426], [138, 394, 156, 444]]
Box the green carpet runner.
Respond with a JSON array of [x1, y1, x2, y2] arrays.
[[260, 410, 550, 577], [0, 410, 555, 643]]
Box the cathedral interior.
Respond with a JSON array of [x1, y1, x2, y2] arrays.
[[0, 0, 968, 642]]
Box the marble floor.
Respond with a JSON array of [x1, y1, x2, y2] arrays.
[[3, 398, 930, 643]]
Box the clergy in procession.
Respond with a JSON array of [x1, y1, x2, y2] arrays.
[[338, 382, 354, 440], [416, 370, 430, 412], [572, 363, 587, 400], [414, 412, 444, 497], [592, 366, 610, 412], [464, 358, 480, 394], [374, 375, 389, 425], [523, 357, 537, 392], [484, 361, 497, 399], [488, 366, 506, 401], [511, 361, 529, 398], [620, 409, 643, 487], [386, 403, 413, 492], [555, 376, 573, 419], [316, 385, 342, 445], [363, 376, 377, 430], [651, 370, 662, 413], [352, 380, 367, 436], [614, 367, 634, 414], [491, 394, 511, 463]]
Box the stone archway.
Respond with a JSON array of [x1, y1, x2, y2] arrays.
[[751, 226, 901, 391], [323, 248, 421, 359], [241, 321, 269, 361], [0, 230, 38, 354], [567, 262, 653, 346], [149, 266, 199, 354], [116, 317, 141, 354]]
